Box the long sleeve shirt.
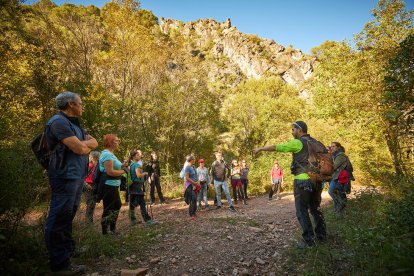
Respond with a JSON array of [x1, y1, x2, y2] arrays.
[[197, 167, 210, 183], [275, 139, 310, 180]]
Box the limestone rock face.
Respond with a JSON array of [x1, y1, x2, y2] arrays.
[[159, 17, 314, 87]]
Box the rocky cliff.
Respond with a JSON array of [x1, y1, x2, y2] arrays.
[[159, 17, 314, 87]]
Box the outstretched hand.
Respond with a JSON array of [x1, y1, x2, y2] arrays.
[[253, 148, 261, 155]]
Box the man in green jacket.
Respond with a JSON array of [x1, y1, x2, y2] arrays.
[[254, 121, 326, 247]]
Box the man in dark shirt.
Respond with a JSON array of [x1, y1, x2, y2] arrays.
[[254, 121, 326, 247], [210, 152, 236, 212], [44, 91, 98, 274], [146, 152, 166, 204]]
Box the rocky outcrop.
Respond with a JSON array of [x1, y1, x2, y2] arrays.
[[159, 18, 314, 87]]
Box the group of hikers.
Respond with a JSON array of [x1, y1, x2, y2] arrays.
[[41, 91, 353, 275]]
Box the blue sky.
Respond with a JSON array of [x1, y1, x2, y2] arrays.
[[28, 0, 414, 53]]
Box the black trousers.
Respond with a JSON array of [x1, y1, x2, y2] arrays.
[[150, 175, 165, 203], [241, 179, 248, 198], [293, 179, 326, 245], [101, 185, 122, 234], [185, 185, 197, 216], [129, 194, 151, 222]]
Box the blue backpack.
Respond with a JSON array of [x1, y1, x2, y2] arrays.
[[179, 167, 185, 179]]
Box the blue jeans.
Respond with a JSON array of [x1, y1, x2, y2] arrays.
[[45, 178, 84, 271], [197, 181, 209, 207], [329, 180, 347, 212], [293, 179, 326, 245], [214, 180, 233, 207]]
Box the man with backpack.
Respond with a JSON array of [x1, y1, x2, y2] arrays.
[[44, 91, 98, 274], [329, 142, 354, 213], [254, 121, 327, 247]]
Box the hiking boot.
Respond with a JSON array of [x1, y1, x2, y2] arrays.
[[52, 264, 85, 275], [216, 206, 222, 210], [296, 240, 316, 249], [229, 206, 236, 212], [109, 230, 120, 236], [130, 220, 142, 226], [145, 219, 158, 226]]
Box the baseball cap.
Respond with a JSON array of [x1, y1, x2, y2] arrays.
[[198, 159, 204, 163]]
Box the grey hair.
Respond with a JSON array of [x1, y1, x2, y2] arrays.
[[55, 91, 80, 110], [186, 155, 195, 162], [90, 151, 100, 161]]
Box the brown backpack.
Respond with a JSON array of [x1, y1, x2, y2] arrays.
[[303, 137, 333, 184]]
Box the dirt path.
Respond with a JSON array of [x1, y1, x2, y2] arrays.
[[77, 191, 332, 276]]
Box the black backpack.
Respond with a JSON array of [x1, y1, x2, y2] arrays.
[[31, 115, 68, 170], [31, 131, 50, 170], [92, 161, 105, 202], [343, 157, 355, 194]]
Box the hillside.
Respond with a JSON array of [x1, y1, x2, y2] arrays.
[[160, 18, 314, 89]]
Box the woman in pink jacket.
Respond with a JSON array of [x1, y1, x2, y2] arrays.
[[269, 161, 284, 200]]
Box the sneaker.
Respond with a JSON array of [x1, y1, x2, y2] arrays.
[[216, 206, 222, 210], [243, 200, 248, 205], [52, 264, 85, 275], [229, 206, 236, 212], [146, 220, 158, 226], [160, 201, 167, 205]]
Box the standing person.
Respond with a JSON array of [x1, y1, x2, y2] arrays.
[[84, 151, 100, 223], [230, 160, 247, 205], [100, 134, 127, 235], [254, 121, 327, 247], [44, 91, 98, 274], [210, 152, 236, 212], [184, 155, 199, 219], [128, 150, 157, 226], [240, 159, 250, 199], [269, 161, 284, 200], [146, 152, 166, 205], [196, 159, 210, 210], [329, 142, 351, 213]]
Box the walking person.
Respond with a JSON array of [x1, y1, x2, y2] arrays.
[[84, 151, 100, 223], [184, 155, 199, 219], [269, 161, 284, 200], [254, 121, 327, 247], [210, 152, 236, 212], [146, 152, 166, 205], [230, 160, 247, 205], [240, 159, 250, 199], [128, 150, 157, 226], [44, 91, 98, 274], [100, 134, 127, 235], [196, 159, 210, 210]]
